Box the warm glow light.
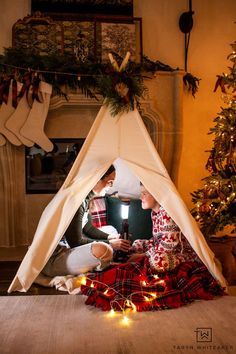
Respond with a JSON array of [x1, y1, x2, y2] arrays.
[[103, 289, 109, 295], [80, 276, 87, 285], [150, 292, 157, 298], [90, 283, 95, 288], [153, 275, 159, 280], [121, 315, 130, 326], [126, 300, 131, 307], [142, 281, 147, 286], [108, 309, 116, 317], [158, 280, 165, 285], [131, 302, 137, 312], [144, 296, 151, 302]]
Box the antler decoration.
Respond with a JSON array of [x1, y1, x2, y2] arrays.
[[108, 52, 131, 101], [108, 52, 131, 72]]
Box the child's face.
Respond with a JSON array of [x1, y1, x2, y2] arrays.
[[140, 186, 159, 210]]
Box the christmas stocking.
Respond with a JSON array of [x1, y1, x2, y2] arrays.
[[20, 81, 53, 152], [5, 90, 34, 147], [0, 80, 22, 146]]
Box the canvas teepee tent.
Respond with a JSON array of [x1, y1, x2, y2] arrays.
[[8, 104, 227, 293]]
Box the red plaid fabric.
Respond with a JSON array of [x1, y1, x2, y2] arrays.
[[90, 197, 107, 228], [80, 257, 225, 312]]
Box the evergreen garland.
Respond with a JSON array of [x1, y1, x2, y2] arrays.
[[0, 46, 200, 115]]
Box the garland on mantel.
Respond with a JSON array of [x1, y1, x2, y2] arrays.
[[0, 47, 200, 115]]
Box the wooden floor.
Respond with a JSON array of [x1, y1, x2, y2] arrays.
[[0, 294, 236, 354], [0, 261, 64, 296]]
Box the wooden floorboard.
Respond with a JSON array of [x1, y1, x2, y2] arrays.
[[0, 295, 235, 354], [0, 261, 65, 296]]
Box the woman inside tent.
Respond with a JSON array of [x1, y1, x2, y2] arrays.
[[42, 166, 130, 277], [80, 184, 225, 311]]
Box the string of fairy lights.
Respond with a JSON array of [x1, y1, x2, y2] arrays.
[[0, 62, 105, 79], [74, 273, 166, 326]]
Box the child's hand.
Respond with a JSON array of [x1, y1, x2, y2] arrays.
[[127, 253, 146, 262]]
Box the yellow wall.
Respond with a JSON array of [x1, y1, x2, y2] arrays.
[[0, 0, 235, 219], [134, 0, 236, 207], [0, 0, 31, 50]]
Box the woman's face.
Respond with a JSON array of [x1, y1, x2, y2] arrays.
[[140, 186, 160, 210], [93, 171, 115, 195]]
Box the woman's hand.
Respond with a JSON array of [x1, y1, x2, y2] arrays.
[[107, 234, 120, 240], [108, 238, 131, 252], [127, 253, 146, 262]]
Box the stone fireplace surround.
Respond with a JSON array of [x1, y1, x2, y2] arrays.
[[0, 71, 184, 255]]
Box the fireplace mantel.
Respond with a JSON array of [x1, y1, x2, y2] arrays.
[[0, 70, 184, 249]]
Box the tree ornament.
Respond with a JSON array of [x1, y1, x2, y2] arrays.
[[199, 203, 210, 213], [205, 149, 218, 173]]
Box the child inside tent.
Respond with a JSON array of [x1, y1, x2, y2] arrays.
[[128, 184, 201, 272], [80, 185, 225, 312]]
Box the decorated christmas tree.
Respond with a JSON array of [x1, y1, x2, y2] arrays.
[[191, 42, 236, 238]]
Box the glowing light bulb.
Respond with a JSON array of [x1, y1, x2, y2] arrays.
[[80, 276, 87, 285], [142, 281, 147, 286], [108, 309, 115, 317], [153, 275, 159, 279], [90, 283, 95, 288], [144, 296, 151, 302], [131, 302, 137, 312], [103, 289, 109, 295], [150, 292, 157, 298], [121, 315, 130, 325]]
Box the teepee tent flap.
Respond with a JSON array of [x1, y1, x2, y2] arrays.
[[8, 106, 227, 293]]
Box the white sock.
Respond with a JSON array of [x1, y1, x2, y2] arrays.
[[20, 81, 53, 152], [0, 133, 6, 146], [0, 80, 22, 146], [5, 90, 34, 147]]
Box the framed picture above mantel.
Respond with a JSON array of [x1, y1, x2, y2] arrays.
[[12, 12, 142, 63], [25, 138, 85, 194]]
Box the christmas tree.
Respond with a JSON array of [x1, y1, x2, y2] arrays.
[[191, 42, 236, 238]]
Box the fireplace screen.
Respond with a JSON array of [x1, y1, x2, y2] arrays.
[[25, 138, 85, 193]]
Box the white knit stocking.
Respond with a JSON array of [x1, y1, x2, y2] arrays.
[[20, 82, 53, 152], [0, 81, 22, 146], [5, 91, 34, 147]]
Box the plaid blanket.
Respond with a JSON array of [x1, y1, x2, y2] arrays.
[[89, 197, 107, 228], [80, 257, 225, 311]]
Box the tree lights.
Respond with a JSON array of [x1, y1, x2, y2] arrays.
[[191, 42, 236, 237]]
